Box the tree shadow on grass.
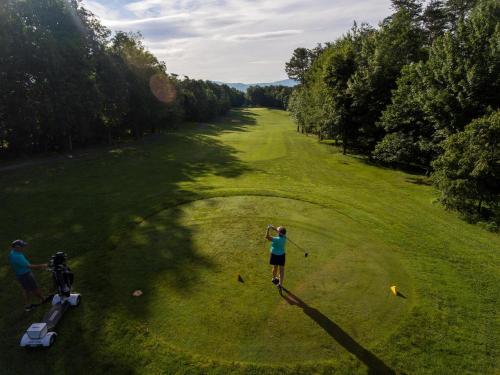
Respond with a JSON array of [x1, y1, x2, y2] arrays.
[[0, 109, 257, 374], [189, 108, 258, 135], [357, 157, 429, 177], [280, 288, 396, 375], [405, 177, 432, 186], [221, 108, 259, 128]]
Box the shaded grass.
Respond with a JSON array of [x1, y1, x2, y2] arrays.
[[0, 108, 498, 374]]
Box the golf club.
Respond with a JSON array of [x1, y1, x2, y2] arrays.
[[286, 237, 309, 258], [268, 225, 309, 257]]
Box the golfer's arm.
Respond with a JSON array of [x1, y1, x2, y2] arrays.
[[265, 227, 273, 241], [29, 263, 48, 269]]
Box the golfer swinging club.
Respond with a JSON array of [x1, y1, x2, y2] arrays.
[[265, 224, 286, 290]]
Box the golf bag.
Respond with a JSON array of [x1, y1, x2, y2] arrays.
[[48, 252, 74, 298], [20, 251, 81, 347]]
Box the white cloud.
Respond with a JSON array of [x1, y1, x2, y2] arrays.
[[125, 0, 164, 13], [84, 0, 121, 20], [248, 60, 282, 65], [82, 0, 393, 83], [226, 29, 303, 41], [102, 13, 191, 28]]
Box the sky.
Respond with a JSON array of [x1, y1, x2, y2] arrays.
[[82, 0, 393, 83]]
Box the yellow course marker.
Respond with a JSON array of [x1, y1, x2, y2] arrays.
[[390, 285, 397, 295]]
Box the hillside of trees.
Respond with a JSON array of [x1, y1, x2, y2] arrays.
[[0, 0, 245, 156], [286, 0, 499, 227], [246, 85, 293, 109]]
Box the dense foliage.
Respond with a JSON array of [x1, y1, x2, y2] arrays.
[[432, 111, 500, 227], [0, 0, 244, 156], [287, 0, 499, 225], [245, 85, 293, 109]]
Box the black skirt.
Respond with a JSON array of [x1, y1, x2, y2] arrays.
[[269, 253, 285, 266]]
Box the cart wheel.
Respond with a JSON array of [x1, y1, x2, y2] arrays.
[[75, 295, 81, 306], [49, 334, 56, 346]]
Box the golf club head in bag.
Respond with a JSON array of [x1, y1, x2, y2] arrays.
[[48, 252, 74, 298]]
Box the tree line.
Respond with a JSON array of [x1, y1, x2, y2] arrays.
[[0, 0, 245, 156], [286, 0, 499, 228], [245, 85, 293, 109]]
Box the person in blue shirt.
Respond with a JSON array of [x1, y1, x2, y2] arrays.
[[8, 240, 47, 311], [265, 225, 287, 290]]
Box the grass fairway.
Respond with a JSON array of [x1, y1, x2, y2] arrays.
[[0, 108, 498, 374]]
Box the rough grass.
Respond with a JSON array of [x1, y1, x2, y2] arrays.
[[0, 108, 498, 374]]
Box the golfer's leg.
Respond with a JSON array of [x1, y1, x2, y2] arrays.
[[33, 288, 44, 303], [22, 289, 29, 306], [279, 266, 284, 286], [272, 265, 278, 278]]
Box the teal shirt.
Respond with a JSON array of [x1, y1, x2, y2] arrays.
[[9, 249, 31, 276], [270, 236, 286, 255]]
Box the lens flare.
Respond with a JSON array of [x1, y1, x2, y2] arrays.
[[149, 74, 176, 104]]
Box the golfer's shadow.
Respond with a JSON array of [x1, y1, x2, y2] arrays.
[[281, 288, 395, 374]]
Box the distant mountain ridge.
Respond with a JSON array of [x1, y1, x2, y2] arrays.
[[214, 79, 297, 92]]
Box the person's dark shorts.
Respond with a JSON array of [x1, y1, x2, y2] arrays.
[[16, 271, 38, 292], [270, 253, 285, 266]]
